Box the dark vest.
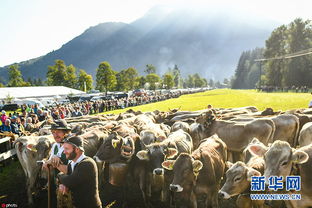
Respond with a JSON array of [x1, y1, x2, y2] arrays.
[[54, 144, 69, 182], [60, 157, 102, 208]]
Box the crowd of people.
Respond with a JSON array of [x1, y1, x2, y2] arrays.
[[0, 92, 181, 135], [258, 85, 310, 93]]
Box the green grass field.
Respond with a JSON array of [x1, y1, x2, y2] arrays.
[[102, 89, 311, 115]]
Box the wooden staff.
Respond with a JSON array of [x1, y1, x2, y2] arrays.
[[47, 164, 51, 208]]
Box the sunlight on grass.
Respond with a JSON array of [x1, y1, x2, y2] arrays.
[[100, 89, 311, 115]]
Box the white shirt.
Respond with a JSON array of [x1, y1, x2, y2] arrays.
[[49, 143, 64, 160], [309, 100, 312, 108], [70, 153, 86, 173]]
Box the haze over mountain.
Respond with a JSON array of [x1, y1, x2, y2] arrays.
[[0, 5, 280, 82]]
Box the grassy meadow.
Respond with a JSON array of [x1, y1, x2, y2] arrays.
[[102, 89, 312, 115]]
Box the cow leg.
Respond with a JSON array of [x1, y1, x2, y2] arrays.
[[137, 167, 151, 207], [27, 177, 36, 205], [190, 191, 197, 208], [26, 164, 37, 205]]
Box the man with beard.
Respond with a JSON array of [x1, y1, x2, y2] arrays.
[[57, 136, 102, 208]]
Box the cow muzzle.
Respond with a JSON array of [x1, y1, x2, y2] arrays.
[[121, 145, 133, 159], [169, 184, 183, 192], [218, 190, 231, 199], [153, 168, 164, 176]]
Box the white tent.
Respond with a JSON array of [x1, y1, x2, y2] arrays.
[[0, 86, 85, 100]]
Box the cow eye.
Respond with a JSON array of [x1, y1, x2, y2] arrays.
[[281, 161, 288, 166], [234, 177, 241, 182]]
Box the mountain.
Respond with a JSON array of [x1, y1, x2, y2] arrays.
[[0, 6, 280, 82]]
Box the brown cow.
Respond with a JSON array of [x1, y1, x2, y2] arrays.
[[219, 138, 265, 208], [298, 122, 312, 147], [231, 114, 299, 147], [94, 126, 150, 207], [189, 122, 207, 149], [249, 140, 312, 208], [196, 110, 275, 161], [136, 130, 193, 204], [162, 135, 227, 208], [78, 129, 109, 157], [14, 135, 54, 205], [94, 130, 138, 164]]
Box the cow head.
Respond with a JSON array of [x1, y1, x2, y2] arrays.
[[196, 110, 216, 127], [219, 161, 261, 199], [71, 124, 85, 134], [249, 140, 309, 184], [94, 132, 135, 163], [168, 106, 181, 114], [162, 153, 203, 197], [261, 107, 274, 116], [116, 113, 126, 121], [26, 137, 53, 160], [154, 112, 169, 123], [136, 143, 178, 176]]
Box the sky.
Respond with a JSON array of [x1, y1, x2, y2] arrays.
[[0, 0, 311, 67]]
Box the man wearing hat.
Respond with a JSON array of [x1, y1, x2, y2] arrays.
[[43, 119, 71, 170], [57, 136, 102, 208]]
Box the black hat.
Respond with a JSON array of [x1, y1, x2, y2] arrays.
[[64, 136, 84, 151], [50, 119, 71, 130]]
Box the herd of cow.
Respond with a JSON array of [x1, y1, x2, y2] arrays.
[[12, 106, 312, 208]]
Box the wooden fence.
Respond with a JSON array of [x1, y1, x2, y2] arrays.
[[0, 136, 16, 162]]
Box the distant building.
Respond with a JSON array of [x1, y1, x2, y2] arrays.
[[0, 86, 85, 102]]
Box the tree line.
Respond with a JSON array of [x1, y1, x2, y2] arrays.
[[232, 18, 312, 89], [0, 60, 208, 92]]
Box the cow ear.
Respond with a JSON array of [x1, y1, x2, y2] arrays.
[[136, 150, 149, 161], [248, 144, 267, 157], [226, 161, 233, 169], [166, 148, 178, 159], [292, 150, 309, 164], [246, 168, 261, 181], [250, 138, 260, 144], [162, 160, 175, 170], [27, 144, 37, 152], [192, 160, 203, 173]]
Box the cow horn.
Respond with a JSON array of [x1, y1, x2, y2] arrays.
[[140, 141, 146, 149]]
